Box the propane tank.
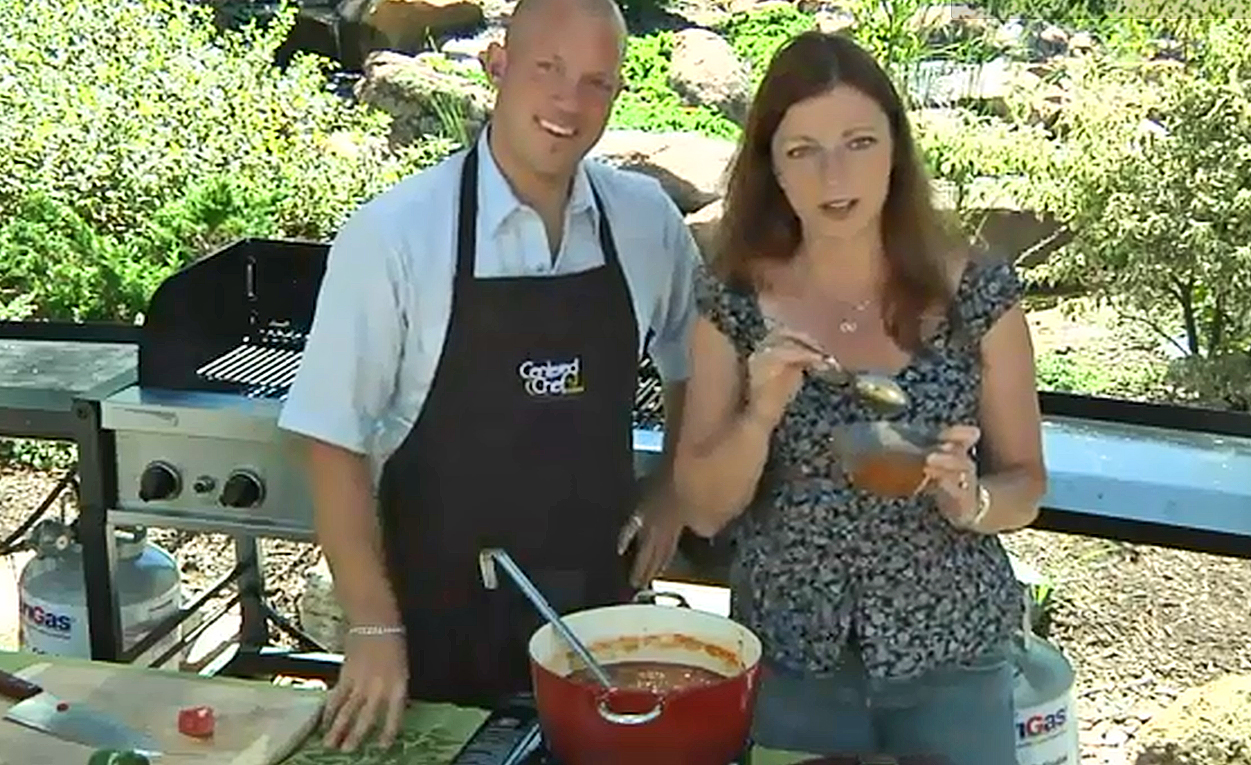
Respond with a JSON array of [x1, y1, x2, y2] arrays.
[[1011, 583, 1080, 765], [17, 519, 183, 665]]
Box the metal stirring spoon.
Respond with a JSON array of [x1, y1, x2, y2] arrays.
[[779, 335, 911, 417], [478, 548, 616, 689]]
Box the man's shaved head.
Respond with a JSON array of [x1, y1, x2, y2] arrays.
[[481, 0, 628, 189], [505, 0, 628, 52]]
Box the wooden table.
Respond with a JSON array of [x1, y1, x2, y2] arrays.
[[0, 651, 816, 764]]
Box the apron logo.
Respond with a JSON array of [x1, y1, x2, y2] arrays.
[[518, 358, 585, 397]]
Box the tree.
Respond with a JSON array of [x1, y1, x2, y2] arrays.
[[1025, 31, 1251, 409]]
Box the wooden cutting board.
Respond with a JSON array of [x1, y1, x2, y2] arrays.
[[0, 661, 324, 765]]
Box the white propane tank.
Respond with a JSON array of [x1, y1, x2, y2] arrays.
[[17, 520, 183, 665], [1011, 581, 1080, 765]]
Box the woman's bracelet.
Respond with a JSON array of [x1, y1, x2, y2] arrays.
[[347, 624, 406, 637], [959, 484, 993, 531]]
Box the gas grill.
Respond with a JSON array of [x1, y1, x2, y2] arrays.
[[99, 238, 330, 540], [99, 237, 670, 542]]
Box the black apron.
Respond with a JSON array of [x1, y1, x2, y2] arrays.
[[377, 140, 641, 708]]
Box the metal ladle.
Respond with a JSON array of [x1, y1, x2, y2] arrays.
[[478, 548, 615, 689], [779, 335, 911, 417]]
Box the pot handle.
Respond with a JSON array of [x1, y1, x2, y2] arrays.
[[632, 589, 690, 608], [596, 694, 664, 726]]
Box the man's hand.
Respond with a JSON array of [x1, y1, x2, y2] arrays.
[[321, 632, 409, 751], [617, 483, 685, 588]]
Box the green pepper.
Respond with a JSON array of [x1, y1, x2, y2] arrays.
[[87, 749, 151, 765]]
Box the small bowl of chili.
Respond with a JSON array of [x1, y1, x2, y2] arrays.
[[829, 420, 943, 498]]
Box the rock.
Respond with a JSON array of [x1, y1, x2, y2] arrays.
[[297, 554, 346, 652], [727, 0, 791, 15], [590, 130, 737, 214], [1069, 31, 1095, 53], [354, 50, 494, 146], [441, 29, 502, 66], [909, 4, 994, 47], [993, 18, 1028, 59], [901, 58, 1040, 118], [362, 0, 486, 53], [1134, 674, 1251, 765], [1150, 37, 1187, 62], [668, 29, 753, 127], [684, 199, 723, 261], [1104, 726, 1130, 747], [1035, 24, 1070, 58], [814, 9, 855, 34], [673, 3, 730, 28], [794, 0, 854, 13]]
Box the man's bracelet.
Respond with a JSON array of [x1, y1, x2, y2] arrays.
[[347, 624, 406, 637]]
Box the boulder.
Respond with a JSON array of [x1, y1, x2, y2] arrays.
[[354, 50, 494, 146], [357, 0, 485, 53], [590, 130, 737, 214], [667, 29, 753, 126], [684, 200, 723, 262]]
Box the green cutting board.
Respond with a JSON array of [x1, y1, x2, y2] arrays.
[[286, 704, 814, 765]]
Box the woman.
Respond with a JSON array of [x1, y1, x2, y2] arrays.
[[672, 31, 1047, 764]]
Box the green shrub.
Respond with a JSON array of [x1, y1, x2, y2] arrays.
[[608, 4, 821, 139], [715, 4, 818, 83], [0, 176, 290, 321], [1035, 348, 1167, 400], [1035, 350, 1116, 394], [980, 0, 1110, 27], [611, 31, 738, 139], [0, 0, 448, 321]]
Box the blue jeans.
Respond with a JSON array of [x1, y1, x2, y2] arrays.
[[751, 643, 1018, 765]]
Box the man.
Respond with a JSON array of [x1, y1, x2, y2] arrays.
[[275, 0, 700, 752]]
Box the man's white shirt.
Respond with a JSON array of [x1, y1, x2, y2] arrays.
[[277, 130, 701, 484]]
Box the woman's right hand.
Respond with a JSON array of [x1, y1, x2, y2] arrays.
[[745, 329, 829, 427], [320, 632, 409, 751]]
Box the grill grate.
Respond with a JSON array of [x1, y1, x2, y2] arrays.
[[195, 327, 306, 399], [193, 334, 671, 408]]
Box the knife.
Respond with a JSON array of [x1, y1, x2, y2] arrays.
[[0, 665, 163, 756]]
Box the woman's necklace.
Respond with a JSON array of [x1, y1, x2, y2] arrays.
[[837, 299, 873, 334]]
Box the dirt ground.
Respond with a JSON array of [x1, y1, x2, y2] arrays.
[[1, 302, 1248, 764]]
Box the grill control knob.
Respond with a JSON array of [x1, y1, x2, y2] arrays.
[[219, 470, 264, 509], [138, 462, 180, 502]]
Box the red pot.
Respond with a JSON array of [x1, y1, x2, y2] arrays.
[[527, 595, 763, 765]]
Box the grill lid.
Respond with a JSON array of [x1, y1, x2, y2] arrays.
[[137, 238, 327, 398]]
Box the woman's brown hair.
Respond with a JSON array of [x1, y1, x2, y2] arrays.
[[713, 30, 965, 350]]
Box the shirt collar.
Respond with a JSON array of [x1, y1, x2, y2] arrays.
[[476, 126, 599, 238]]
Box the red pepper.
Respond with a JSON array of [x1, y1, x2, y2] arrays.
[[177, 705, 215, 739]]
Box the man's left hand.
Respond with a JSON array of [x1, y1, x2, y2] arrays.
[[617, 484, 684, 589]]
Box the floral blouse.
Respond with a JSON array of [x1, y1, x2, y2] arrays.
[[695, 256, 1027, 681]]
